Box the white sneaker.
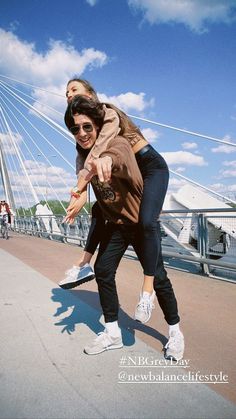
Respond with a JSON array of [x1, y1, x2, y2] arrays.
[[59, 263, 95, 289], [134, 291, 155, 324], [165, 330, 185, 361], [84, 331, 123, 355]]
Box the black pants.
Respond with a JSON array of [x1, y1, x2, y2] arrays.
[[136, 145, 169, 276], [85, 145, 169, 277], [84, 202, 105, 255], [94, 222, 180, 325]]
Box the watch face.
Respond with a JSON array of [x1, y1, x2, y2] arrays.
[[71, 188, 81, 197]]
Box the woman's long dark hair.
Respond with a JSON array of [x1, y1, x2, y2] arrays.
[[104, 103, 144, 138], [65, 95, 105, 129]]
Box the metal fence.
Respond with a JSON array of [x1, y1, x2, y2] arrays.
[[12, 214, 91, 247], [12, 207, 236, 282], [160, 207, 236, 282]]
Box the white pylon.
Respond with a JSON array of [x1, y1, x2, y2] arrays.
[[0, 137, 16, 212], [0, 105, 40, 206]]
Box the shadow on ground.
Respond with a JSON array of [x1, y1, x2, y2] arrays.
[[51, 287, 167, 349]]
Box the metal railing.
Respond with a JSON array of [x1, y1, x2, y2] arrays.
[[160, 207, 236, 281], [12, 207, 236, 282], [12, 214, 91, 247]]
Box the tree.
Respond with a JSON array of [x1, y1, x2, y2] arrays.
[[16, 200, 94, 216]]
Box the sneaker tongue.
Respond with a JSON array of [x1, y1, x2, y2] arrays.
[[142, 291, 151, 299], [170, 330, 178, 337]]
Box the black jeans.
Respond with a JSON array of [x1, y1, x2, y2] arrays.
[[94, 222, 180, 325], [136, 145, 169, 276], [85, 145, 169, 277]]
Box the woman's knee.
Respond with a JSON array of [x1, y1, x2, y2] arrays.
[[139, 217, 157, 234]]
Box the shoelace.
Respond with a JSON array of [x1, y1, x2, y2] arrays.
[[137, 298, 154, 313], [95, 332, 112, 347], [165, 332, 182, 350], [65, 266, 80, 276]]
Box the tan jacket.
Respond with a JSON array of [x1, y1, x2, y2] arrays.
[[91, 136, 143, 224]]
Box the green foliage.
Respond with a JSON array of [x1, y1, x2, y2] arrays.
[[16, 200, 94, 216]]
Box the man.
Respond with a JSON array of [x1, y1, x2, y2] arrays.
[[64, 95, 184, 361], [0, 199, 11, 224]]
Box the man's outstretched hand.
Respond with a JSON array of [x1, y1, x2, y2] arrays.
[[89, 155, 112, 183]]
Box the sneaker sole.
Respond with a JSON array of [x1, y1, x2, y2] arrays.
[[134, 315, 151, 324], [59, 274, 95, 289], [84, 343, 123, 355], [164, 352, 184, 362]]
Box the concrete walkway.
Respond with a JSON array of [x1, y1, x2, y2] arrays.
[[0, 241, 236, 418]]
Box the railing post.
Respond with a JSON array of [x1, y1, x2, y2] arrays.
[[198, 213, 209, 275]]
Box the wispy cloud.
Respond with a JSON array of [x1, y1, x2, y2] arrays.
[[86, 0, 99, 5], [98, 92, 154, 113], [0, 28, 155, 117], [0, 28, 108, 115], [210, 182, 236, 193], [141, 127, 161, 143], [211, 136, 236, 153], [0, 132, 22, 155], [128, 0, 236, 32], [219, 169, 236, 178], [9, 160, 73, 202], [0, 29, 108, 86], [222, 160, 236, 167], [181, 142, 198, 150], [162, 151, 207, 166]]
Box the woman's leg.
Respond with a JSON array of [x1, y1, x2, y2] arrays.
[[134, 146, 169, 322], [136, 146, 169, 280], [133, 223, 184, 360], [132, 222, 180, 325]]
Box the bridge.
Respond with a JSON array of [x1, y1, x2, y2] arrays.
[[1, 232, 236, 418], [0, 75, 236, 418]]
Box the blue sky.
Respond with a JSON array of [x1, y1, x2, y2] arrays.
[[0, 0, 236, 206]]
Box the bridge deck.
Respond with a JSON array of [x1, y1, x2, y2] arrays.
[[0, 232, 236, 419]]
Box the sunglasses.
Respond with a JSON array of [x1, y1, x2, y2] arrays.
[[69, 123, 94, 135]]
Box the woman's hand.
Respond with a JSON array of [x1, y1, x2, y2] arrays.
[[64, 191, 87, 224]]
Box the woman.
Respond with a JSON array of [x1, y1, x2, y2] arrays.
[[60, 79, 169, 325]]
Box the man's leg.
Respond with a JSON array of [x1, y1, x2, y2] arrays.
[[84, 224, 129, 355], [59, 202, 104, 289]]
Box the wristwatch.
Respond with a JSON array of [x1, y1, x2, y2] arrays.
[[70, 186, 82, 199]]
